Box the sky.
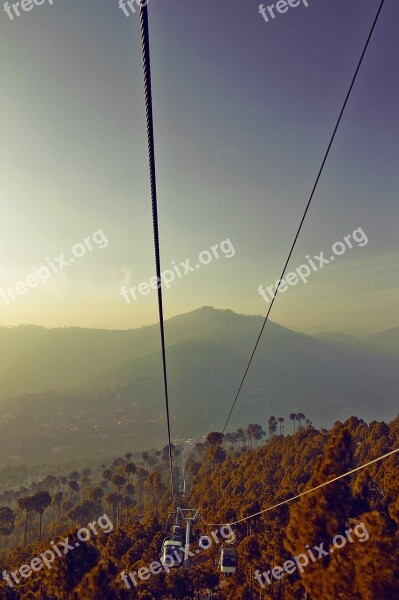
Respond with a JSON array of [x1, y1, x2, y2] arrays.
[[0, 0, 398, 334]]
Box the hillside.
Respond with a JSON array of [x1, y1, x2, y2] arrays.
[[0, 416, 398, 599], [0, 307, 398, 466]]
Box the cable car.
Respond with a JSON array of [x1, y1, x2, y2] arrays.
[[160, 525, 183, 568], [218, 545, 237, 576]]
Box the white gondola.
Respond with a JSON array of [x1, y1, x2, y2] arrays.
[[218, 546, 237, 576], [160, 525, 183, 568]]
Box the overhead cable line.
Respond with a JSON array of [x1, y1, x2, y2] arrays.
[[205, 446, 399, 526], [217, 0, 386, 440], [139, 2, 175, 506]]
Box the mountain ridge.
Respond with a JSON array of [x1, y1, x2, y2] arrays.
[[0, 307, 397, 466]]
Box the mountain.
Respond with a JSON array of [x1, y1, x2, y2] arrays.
[[314, 327, 399, 358], [0, 307, 261, 400], [364, 327, 399, 358], [106, 310, 398, 430], [311, 331, 363, 346], [0, 307, 397, 466]]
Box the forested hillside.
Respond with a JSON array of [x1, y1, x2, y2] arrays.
[[0, 415, 397, 599]]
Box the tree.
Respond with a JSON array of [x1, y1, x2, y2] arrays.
[[121, 496, 136, 521], [112, 474, 127, 523], [41, 474, 57, 490], [290, 412, 297, 433], [296, 412, 306, 430], [31, 490, 52, 539], [247, 425, 255, 449], [268, 416, 277, 437], [206, 432, 224, 447], [67, 504, 84, 526], [246, 424, 263, 448], [213, 446, 226, 465], [61, 499, 73, 517], [68, 480, 80, 501], [144, 472, 164, 517], [112, 474, 127, 494], [124, 483, 135, 498], [230, 432, 239, 448], [81, 475, 91, 487], [236, 428, 246, 447], [187, 462, 201, 478], [105, 492, 120, 524], [0, 506, 16, 537], [89, 486, 104, 508], [247, 424, 263, 446], [124, 462, 137, 483], [195, 442, 205, 457], [160, 444, 176, 467], [53, 491, 64, 529], [210, 446, 227, 496], [102, 468, 113, 485], [285, 427, 355, 598], [18, 495, 35, 545], [141, 451, 150, 470], [68, 499, 97, 525], [135, 467, 147, 511], [147, 456, 157, 470], [277, 416, 285, 435]]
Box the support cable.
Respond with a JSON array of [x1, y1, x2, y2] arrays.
[[205, 447, 399, 526], [139, 1, 175, 506], [218, 0, 386, 440]]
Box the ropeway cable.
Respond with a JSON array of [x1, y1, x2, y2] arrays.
[[139, 1, 175, 506], [216, 0, 386, 441]]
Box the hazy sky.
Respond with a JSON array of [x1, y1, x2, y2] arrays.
[[0, 0, 398, 333]]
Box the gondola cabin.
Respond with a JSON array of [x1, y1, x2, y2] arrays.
[[219, 546, 237, 576], [160, 536, 183, 568]]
